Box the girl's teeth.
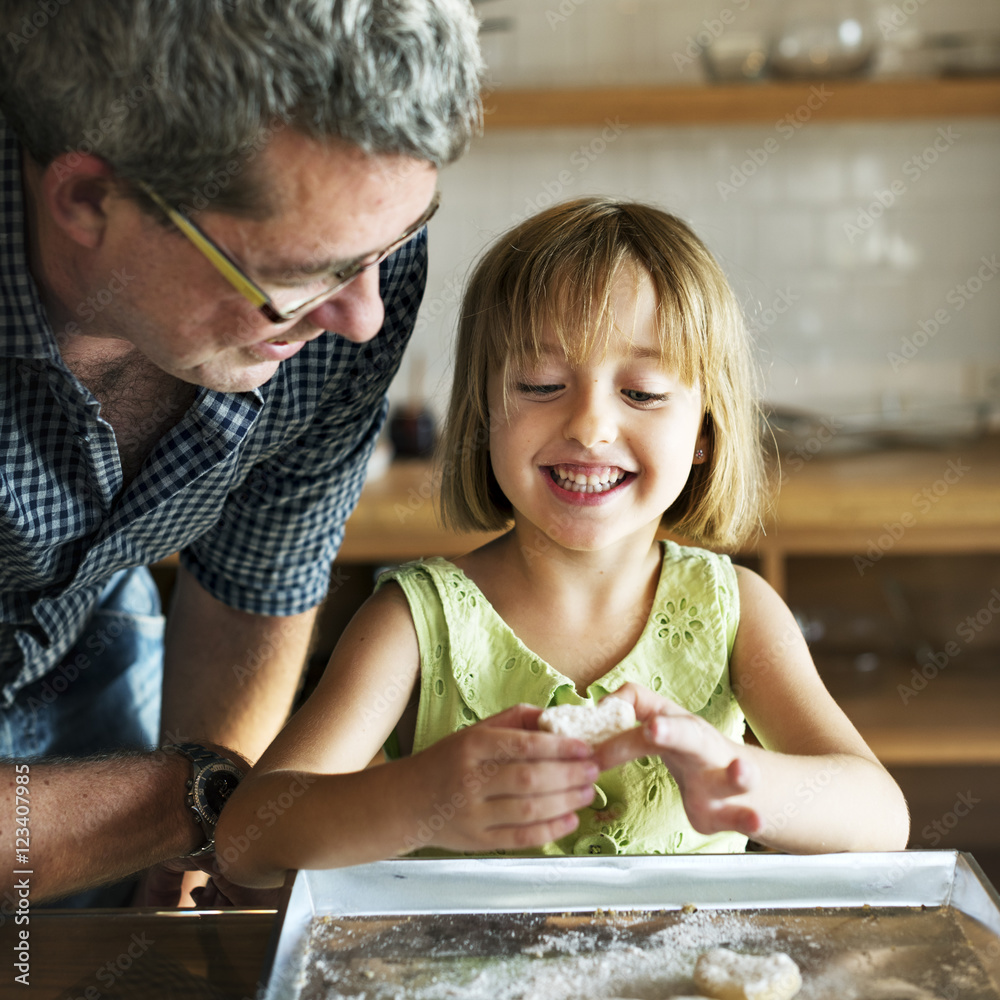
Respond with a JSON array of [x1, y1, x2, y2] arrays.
[[267, 338, 289, 345], [551, 466, 626, 493]]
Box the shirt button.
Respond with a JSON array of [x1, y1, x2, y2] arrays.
[[573, 834, 619, 856]]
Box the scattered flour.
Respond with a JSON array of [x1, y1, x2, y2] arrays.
[[299, 906, 998, 1000]]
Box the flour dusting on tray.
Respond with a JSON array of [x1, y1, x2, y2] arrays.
[[297, 905, 999, 1000]]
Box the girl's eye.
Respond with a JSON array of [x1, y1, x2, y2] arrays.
[[623, 388, 669, 405], [516, 382, 563, 396]]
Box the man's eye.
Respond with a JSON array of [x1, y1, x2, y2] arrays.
[[516, 382, 563, 396], [623, 388, 668, 404]]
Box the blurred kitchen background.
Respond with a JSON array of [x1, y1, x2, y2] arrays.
[[386, 0, 1000, 447]]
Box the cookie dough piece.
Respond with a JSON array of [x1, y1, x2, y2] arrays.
[[537, 697, 636, 746], [693, 947, 802, 1000]]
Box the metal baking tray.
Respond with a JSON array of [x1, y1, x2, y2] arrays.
[[261, 851, 1000, 999]]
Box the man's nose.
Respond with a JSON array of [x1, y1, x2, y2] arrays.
[[303, 266, 385, 344]]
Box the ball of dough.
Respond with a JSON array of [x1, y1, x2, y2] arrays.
[[537, 697, 636, 746], [693, 947, 802, 1000]]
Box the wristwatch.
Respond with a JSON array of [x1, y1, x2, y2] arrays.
[[172, 743, 245, 858]]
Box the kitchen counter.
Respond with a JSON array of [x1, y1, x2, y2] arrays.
[[339, 435, 1000, 596], [23, 907, 274, 999]]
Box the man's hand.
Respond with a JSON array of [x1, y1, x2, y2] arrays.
[[132, 857, 284, 909], [592, 683, 762, 838], [190, 869, 287, 909], [131, 860, 208, 908]]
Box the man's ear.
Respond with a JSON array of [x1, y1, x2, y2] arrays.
[[37, 153, 119, 250]]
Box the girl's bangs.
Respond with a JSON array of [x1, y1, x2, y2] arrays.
[[497, 252, 704, 403]]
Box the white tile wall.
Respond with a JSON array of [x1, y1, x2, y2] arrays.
[[394, 0, 1000, 432]]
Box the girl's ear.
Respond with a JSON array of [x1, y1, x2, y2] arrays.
[[692, 414, 710, 465], [38, 153, 118, 250]]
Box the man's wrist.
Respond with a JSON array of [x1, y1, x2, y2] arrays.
[[157, 748, 208, 857]]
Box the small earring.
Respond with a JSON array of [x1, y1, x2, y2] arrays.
[[695, 448, 705, 460]]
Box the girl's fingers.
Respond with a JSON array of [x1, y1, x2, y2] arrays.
[[473, 758, 600, 801], [461, 725, 593, 764], [485, 810, 582, 851], [603, 683, 687, 722], [644, 713, 731, 767], [591, 726, 659, 772], [725, 755, 759, 794], [476, 782, 595, 849], [483, 781, 599, 827], [592, 712, 721, 772], [705, 803, 763, 838], [485, 703, 545, 730]]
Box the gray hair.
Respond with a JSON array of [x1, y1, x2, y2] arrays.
[[0, 0, 483, 214]]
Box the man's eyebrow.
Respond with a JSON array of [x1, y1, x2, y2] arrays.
[[255, 190, 439, 283]]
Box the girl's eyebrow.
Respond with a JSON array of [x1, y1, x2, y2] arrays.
[[625, 345, 662, 361], [536, 344, 661, 358], [534, 341, 665, 364]]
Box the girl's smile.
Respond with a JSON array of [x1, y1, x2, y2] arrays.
[[544, 464, 634, 503]]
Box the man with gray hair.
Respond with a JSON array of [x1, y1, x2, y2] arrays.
[[0, 0, 481, 907]]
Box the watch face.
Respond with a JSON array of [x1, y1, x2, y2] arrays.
[[196, 763, 243, 823]]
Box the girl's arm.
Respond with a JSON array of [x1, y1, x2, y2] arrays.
[[215, 583, 599, 888], [594, 567, 909, 854]]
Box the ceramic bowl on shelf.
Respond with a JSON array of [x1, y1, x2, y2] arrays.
[[768, 0, 877, 79], [701, 32, 770, 83]]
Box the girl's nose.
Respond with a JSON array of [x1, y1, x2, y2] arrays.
[[563, 386, 616, 449], [301, 265, 385, 344]]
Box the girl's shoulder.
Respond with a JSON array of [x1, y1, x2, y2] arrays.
[[658, 538, 738, 590], [375, 556, 500, 634], [375, 555, 463, 591], [653, 538, 741, 658]]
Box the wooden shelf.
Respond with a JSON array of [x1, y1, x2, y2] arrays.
[[483, 76, 1000, 128]]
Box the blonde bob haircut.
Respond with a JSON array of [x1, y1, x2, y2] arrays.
[[438, 197, 768, 550]]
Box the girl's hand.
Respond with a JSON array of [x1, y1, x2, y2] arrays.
[[404, 703, 599, 854], [592, 683, 763, 838]]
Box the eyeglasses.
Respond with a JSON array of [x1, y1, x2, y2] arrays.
[[136, 181, 440, 324]]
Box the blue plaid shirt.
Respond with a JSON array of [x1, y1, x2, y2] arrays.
[[0, 116, 426, 707]]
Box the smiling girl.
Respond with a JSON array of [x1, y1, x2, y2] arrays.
[[217, 198, 908, 889]]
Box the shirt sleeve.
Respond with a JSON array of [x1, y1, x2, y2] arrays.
[[178, 231, 428, 616]]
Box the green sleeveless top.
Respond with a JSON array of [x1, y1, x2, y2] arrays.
[[377, 539, 747, 857]]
